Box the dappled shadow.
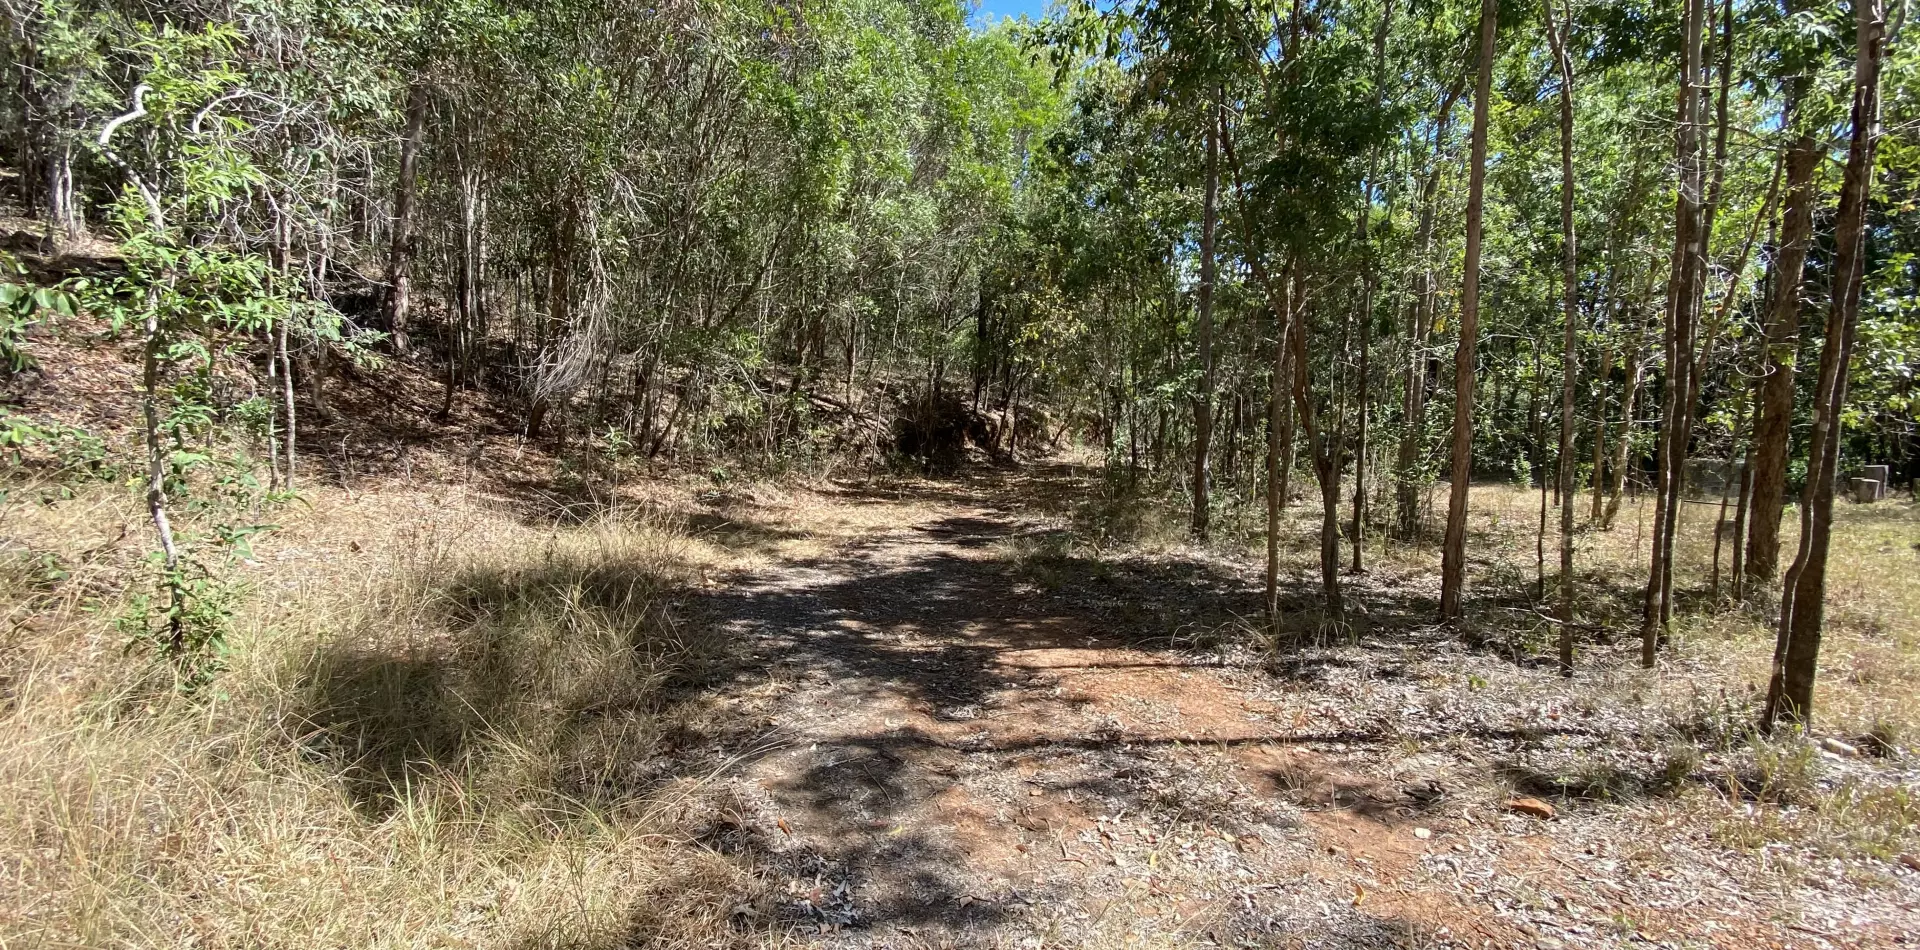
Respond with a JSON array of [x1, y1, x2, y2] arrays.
[[295, 551, 754, 821], [689, 510, 1258, 722], [285, 462, 1906, 948], [659, 501, 1310, 936]]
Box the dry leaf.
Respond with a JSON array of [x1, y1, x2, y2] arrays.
[[1505, 797, 1556, 820]]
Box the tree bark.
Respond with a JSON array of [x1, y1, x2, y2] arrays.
[[1546, 0, 1578, 674], [1588, 339, 1611, 522], [1745, 136, 1821, 586], [1284, 274, 1347, 628], [1765, 0, 1884, 730], [1266, 273, 1287, 637], [1351, 228, 1373, 574], [1440, 0, 1498, 623], [1192, 106, 1220, 539], [1642, 0, 1707, 666], [382, 81, 429, 354]]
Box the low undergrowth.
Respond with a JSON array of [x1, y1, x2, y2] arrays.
[[0, 477, 780, 949], [1031, 475, 1920, 870], [3, 459, 1916, 948]]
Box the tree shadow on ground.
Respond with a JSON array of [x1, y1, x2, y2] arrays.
[[687, 509, 1254, 716], [294, 461, 1722, 948], [295, 550, 751, 821]]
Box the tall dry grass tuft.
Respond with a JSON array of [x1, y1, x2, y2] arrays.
[[0, 482, 776, 949]]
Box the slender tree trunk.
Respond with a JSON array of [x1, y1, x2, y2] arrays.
[[1730, 417, 1755, 598], [1284, 275, 1346, 627], [1712, 390, 1752, 597], [1533, 350, 1547, 601], [1605, 327, 1645, 527], [383, 81, 428, 354], [1219, 118, 1302, 641], [1350, 0, 1392, 574], [1440, 0, 1498, 623], [46, 138, 78, 243], [100, 89, 186, 650], [14, 28, 82, 244], [1546, 0, 1579, 673], [441, 147, 479, 421], [1660, 0, 1743, 606], [1223, 391, 1242, 489], [1277, 339, 1296, 510], [1746, 135, 1821, 586], [1266, 273, 1287, 638], [1351, 249, 1372, 574], [1765, 0, 1884, 730], [142, 291, 183, 650], [267, 200, 297, 490], [1395, 80, 1464, 542], [1192, 107, 1220, 539], [1588, 341, 1610, 522], [1643, 0, 1707, 666], [1734, 163, 1788, 601]]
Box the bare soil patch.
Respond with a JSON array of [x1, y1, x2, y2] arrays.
[[660, 466, 1920, 949]]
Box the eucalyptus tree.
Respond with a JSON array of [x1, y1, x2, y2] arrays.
[[1745, 0, 1852, 588], [1544, 0, 1578, 673], [1438, 0, 1497, 623], [1765, 0, 1887, 729], [2, 0, 106, 244]]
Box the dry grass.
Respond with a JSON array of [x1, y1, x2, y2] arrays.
[[2, 461, 1916, 948], [0, 477, 787, 949], [1117, 477, 1920, 743], [1039, 475, 1920, 867], [983, 466, 1920, 746]]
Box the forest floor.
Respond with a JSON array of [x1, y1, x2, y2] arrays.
[[648, 464, 1920, 950], [6, 451, 1920, 950], [4, 329, 1920, 948]]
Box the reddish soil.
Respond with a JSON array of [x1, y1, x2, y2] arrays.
[[678, 472, 1920, 949]]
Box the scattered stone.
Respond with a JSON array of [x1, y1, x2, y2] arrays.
[[1818, 737, 1860, 757], [1413, 827, 1433, 839], [1506, 797, 1557, 820]]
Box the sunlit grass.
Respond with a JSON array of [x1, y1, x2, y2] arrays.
[[3, 461, 1915, 946], [0, 479, 771, 948]]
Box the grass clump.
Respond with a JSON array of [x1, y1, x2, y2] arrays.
[[0, 484, 780, 949]]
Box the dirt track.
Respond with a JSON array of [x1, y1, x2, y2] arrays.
[[657, 468, 1920, 950]]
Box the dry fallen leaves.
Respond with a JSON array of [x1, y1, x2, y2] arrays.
[[1505, 798, 1557, 820]]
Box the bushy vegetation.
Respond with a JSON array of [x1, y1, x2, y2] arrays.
[[2, 0, 1919, 943]]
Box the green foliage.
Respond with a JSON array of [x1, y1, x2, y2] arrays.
[[117, 555, 243, 691], [0, 410, 116, 487], [0, 253, 78, 375], [4, 0, 1917, 682]]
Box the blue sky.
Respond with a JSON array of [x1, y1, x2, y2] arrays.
[[968, 0, 1051, 27]]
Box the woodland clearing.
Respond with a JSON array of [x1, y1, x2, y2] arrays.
[[5, 0, 1920, 943], [4, 445, 1917, 950]]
